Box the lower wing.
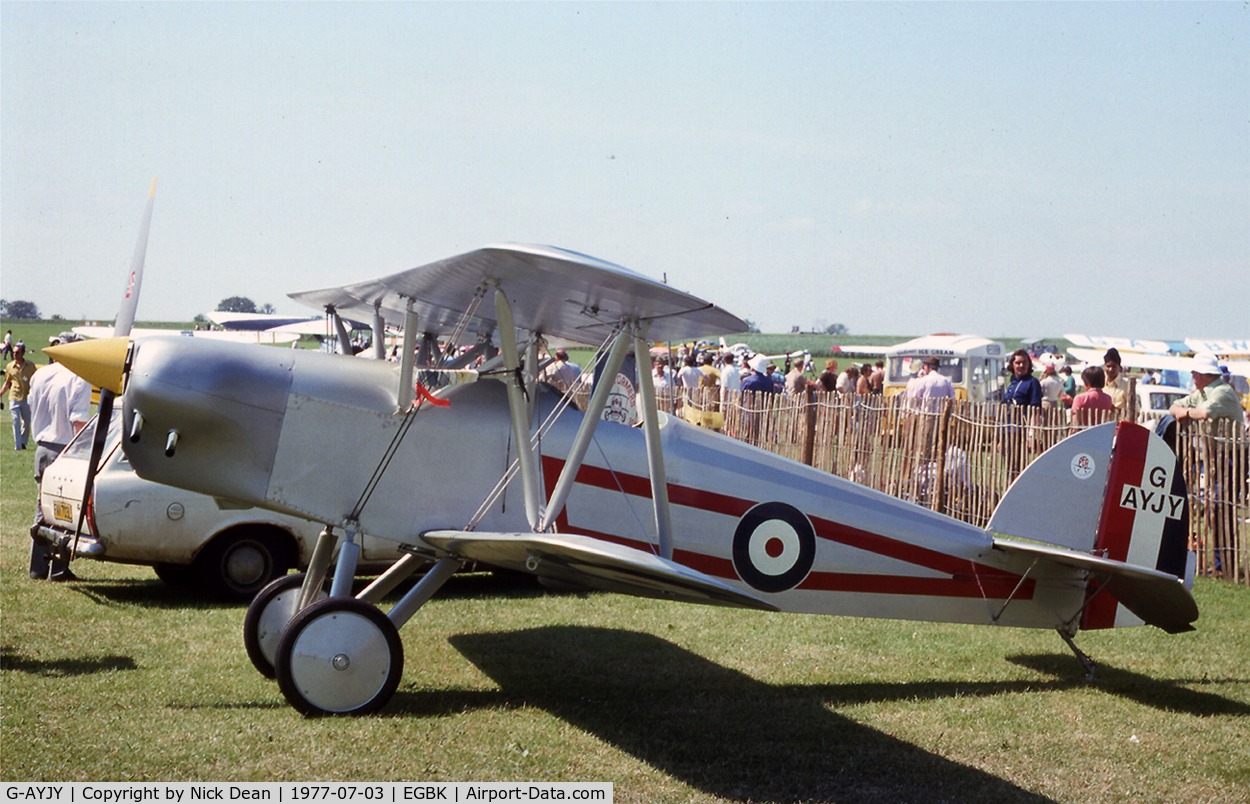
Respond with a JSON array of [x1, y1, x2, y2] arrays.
[[420, 530, 776, 611]]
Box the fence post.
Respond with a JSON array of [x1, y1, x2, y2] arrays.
[[932, 399, 953, 514], [801, 385, 816, 466]]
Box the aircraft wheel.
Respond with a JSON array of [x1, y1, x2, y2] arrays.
[[274, 598, 403, 717], [243, 572, 329, 679]]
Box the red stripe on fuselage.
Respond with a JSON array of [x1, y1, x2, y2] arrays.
[[540, 455, 1031, 601]]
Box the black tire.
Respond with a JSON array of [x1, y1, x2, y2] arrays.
[[243, 572, 329, 679], [195, 528, 292, 602], [153, 562, 199, 590], [274, 598, 403, 717]]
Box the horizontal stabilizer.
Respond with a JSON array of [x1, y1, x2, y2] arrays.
[[421, 530, 777, 611], [991, 537, 1197, 633]]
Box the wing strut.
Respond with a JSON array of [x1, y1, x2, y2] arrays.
[[329, 305, 354, 355], [396, 300, 418, 410], [633, 325, 673, 560], [526, 336, 540, 427], [494, 283, 544, 529], [372, 304, 386, 361], [486, 303, 678, 556], [538, 324, 632, 533]]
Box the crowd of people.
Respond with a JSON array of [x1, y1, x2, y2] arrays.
[[644, 346, 888, 400], [629, 343, 1249, 458]]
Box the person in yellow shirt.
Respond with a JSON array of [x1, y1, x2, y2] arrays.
[[1, 343, 38, 450], [1102, 348, 1130, 412]]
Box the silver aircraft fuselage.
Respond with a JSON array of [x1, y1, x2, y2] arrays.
[[123, 336, 1086, 629]]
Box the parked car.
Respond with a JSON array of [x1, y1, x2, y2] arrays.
[[35, 410, 406, 600], [1136, 382, 1187, 423]]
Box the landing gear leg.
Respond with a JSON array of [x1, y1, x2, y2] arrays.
[[1058, 630, 1097, 682], [300, 527, 339, 607], [386, 557, 462, 627]]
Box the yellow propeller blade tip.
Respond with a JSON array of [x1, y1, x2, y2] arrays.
[[44, 337, 130, 394]]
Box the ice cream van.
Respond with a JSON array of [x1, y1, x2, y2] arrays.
[[883, 334, 1007, 402]]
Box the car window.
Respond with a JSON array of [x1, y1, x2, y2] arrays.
[[1148, 391, 1184, 412], [61, 408, 123, 462]]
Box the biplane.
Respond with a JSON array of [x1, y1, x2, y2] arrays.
[[49, 193, 1199, 717]]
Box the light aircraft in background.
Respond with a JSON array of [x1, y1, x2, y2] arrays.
[[829, 343, 889, 358], [1066, 334, 1250, 375], [73, 304, 373, 349], [51, 212, 1199, 716], [71, 323, 303, 346], [206, 311, 322, 332], [1066, 334, 1250, 407], [715, 337, 808, 370]]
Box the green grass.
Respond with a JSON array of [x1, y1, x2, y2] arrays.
[[2, 327, 1247, 801]]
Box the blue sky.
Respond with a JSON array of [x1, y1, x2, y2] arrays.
[[3, 2, 1246, 339]]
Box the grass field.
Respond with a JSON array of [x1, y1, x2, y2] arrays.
[[1, 320, 1247, 801]]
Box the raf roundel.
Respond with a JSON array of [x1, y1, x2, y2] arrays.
[[732, 502, 817, 593]]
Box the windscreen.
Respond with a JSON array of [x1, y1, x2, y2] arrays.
[[889, 356, 964, 384]]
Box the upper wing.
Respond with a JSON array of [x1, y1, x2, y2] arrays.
[[421, 529, 776, 611], [288, 244, 748, 345]]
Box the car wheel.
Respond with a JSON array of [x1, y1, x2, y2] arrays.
[[196, 528, 292, 602]]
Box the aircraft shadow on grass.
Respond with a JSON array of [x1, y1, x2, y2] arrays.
[[1007, 654, 1250, 718], [0, 644, 136, 677], [58, 572, 547, 610], [439, 626, 1057, 804], [62, 571, 548, 609]]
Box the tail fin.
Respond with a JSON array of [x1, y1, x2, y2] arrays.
[[990, 421, 1197, 633], [1082, 421, 1193, 630]]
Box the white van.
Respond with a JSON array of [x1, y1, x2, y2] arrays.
[[883, 334, 1007, 402]]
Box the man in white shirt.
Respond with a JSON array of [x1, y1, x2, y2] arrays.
[[28, 357, 92, 581], [719, 353, 741, 401], [677, 356, 704, 390], [1039, 364, 1064, 410], [540, 349, 582, 393], [919, 357, 955, 400]]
